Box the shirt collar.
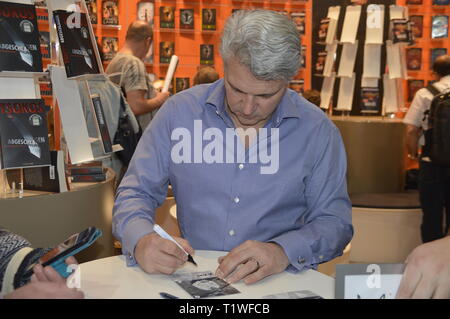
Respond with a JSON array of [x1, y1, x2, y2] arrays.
[[205, 79, 227, 114], [205, 79, 301, 126]]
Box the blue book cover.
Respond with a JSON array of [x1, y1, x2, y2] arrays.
[[433, 0, 450, 5], [431, 15, 449, 39]]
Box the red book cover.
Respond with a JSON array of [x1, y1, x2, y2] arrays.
[[408, 80, 424, 102], [410, 16, 423, 39], [406, 48, 422, 71]]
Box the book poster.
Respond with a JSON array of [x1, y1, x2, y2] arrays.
[[318, 18, 330, 43], [392, 19, 411, 43], [291, 12, 306, 35], [315, 51, 327, 75], [406, 48, 422, 71], [102, 37, 118, 61], [137, 1, 154, 64], [200, 44, 214, 65], [175, 78, 190, 93], [102, 0, 119, 25], [180, 9, 194, 29], [408, 80, 424, 102], [0, 1, 43, 72], [431, 15, 448, 39], [202, 8, 216, 31], [360, 87, 380, 113], [410, 16, 423, 39], [432, 0, 450, 5], [86, 0, 98, 25], [160, 6, 175, 28], [53, 10, 100, 77], [137, 1, 154, 25], [0, 99, 51, 169], [160, 41, 174, 64]]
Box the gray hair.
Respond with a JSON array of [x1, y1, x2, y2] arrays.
[[220, 10, 301, 82]]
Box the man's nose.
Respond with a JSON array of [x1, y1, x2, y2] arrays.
[[242, 94, 256, 115]]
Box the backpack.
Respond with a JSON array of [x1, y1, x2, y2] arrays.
[[113, 93, 142, 167], [423, 84, 450, 165], [108, 66, 143, 167]]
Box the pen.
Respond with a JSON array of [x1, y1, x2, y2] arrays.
[[153, 224, 197, 266], [160, 292, 179, 299]]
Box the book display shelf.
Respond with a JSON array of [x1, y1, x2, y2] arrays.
[[398, 0, 450, 108], [0, 1, 117, 261], [102, 0, 312, 94], [312, 1, 414, 117], [0, 0, 121, 198], [0, 0, 54, 198]]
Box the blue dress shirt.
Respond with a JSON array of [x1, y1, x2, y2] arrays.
[[113, 79, 353, 272]]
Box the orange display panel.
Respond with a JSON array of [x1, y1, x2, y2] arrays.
[[120, 0, 312, 91], [397, 0, 450, 110]]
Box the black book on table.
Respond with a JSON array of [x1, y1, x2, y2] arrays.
[[91, 95, 113, 154]]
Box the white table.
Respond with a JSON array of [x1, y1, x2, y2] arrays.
[[79, 250, 335, 299]]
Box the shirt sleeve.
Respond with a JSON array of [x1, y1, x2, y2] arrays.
[[112, 99, 173, 266], [121, 58, 149, 94], [269, 121, 353, 273], [403, 88, 430, 128]]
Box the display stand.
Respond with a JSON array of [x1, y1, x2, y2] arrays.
[[316, 2, 408, 116], [319, 6, 340, 112], [0, 0, 51, 198], [382, 5, 410, 116], [46, 0, 122, 164]]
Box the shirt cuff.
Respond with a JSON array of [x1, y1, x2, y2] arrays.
[[269, 231, 314, 273], [121, 218, 154, 266]]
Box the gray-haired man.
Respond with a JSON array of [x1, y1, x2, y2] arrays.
[[113, 10, 353, 285]]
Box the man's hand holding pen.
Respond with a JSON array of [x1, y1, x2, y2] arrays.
[[135, 231, 196, 275]]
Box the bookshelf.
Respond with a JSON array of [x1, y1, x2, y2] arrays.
[[397, 0, 450, 108], [110, 0, 313, 92]]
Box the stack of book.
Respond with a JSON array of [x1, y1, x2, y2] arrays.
[[68, 161, 106, 183]]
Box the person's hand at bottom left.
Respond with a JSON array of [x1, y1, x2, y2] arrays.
[[31, 256, 78, 284], [5, 256, 84, 299]]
